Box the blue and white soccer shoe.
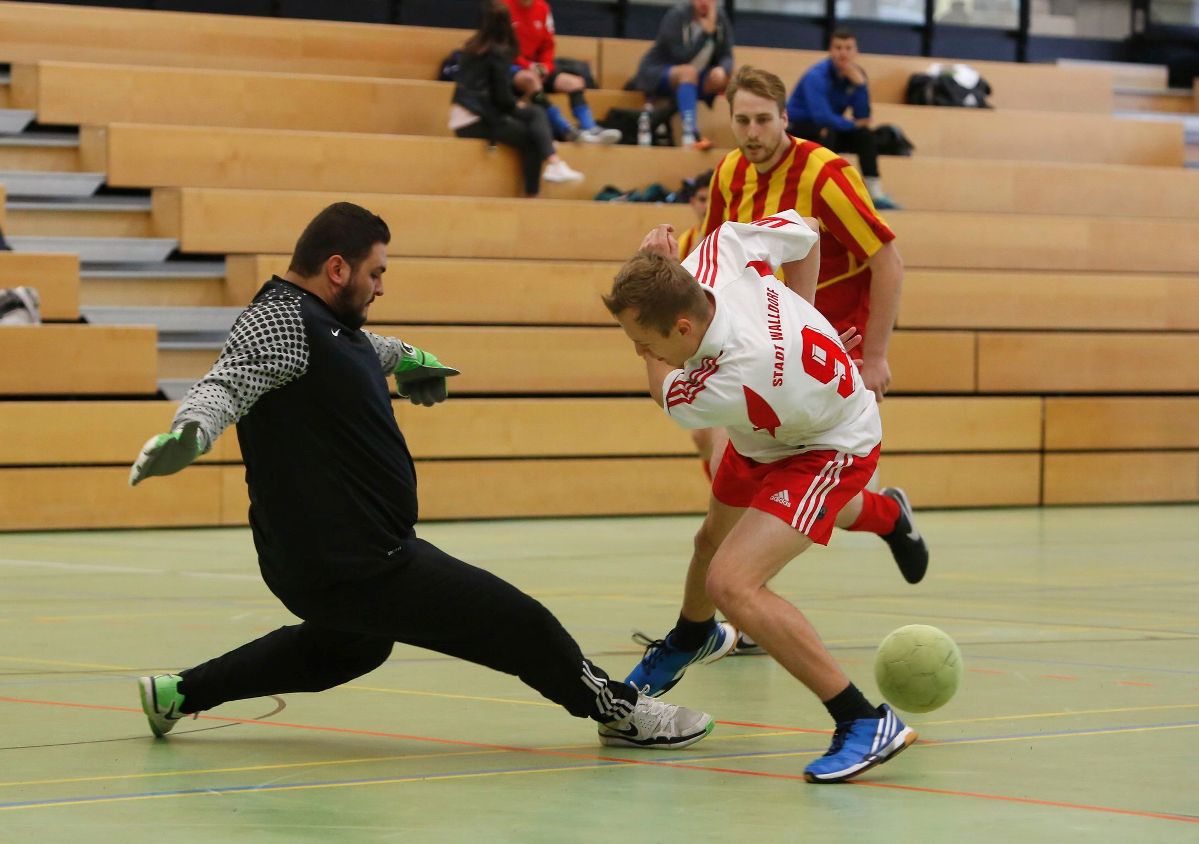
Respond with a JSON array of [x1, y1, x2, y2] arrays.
[[804, 704, 917, 783], [624, 621, 738, 697]]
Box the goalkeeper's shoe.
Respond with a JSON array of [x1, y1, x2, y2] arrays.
[[803, 704, 917, 783], [138, 674, 187, 738], [624, 621, 737, 697], [597, 694, 714, 750]]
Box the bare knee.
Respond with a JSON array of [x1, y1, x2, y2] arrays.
[[554, 72, 585, 93], [705, 66, 729, 94], [513, 69, 541, 95], [705, 561, 755, 621], [671, 64, 699, 86]]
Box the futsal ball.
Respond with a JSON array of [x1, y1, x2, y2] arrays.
[[873, 624, 963, 714]]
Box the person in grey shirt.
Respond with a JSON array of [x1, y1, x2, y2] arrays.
[[630, 0, 734, 149]]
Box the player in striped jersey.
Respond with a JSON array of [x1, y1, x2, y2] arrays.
[[701, 65, 903, 400], [603, 211, 923, 782], [689, 69, 920, 650]]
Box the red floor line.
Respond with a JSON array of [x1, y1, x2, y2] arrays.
[[849, 780, 1199, 824], [4, 695, 1195, 825], [714, 719, 831, 734], [0, 696, 644, 764]]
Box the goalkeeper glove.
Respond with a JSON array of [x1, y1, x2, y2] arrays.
[[129, 420, 204, 487], [393, 343, 459, 407]]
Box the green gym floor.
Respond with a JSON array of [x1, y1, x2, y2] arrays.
[[0, 506, 1196, 843]]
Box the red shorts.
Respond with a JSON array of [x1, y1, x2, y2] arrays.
[[711, 443, 881, 545]]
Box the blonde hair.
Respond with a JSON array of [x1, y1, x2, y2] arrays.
[[603, 252, 708, 335], [725, 65, 787, 113]]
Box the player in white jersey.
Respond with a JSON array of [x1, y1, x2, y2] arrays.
[[603, 209, 923, 783]]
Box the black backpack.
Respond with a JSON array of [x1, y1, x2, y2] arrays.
[[872, 124, 916, 156], [599, 105, 676, 146], [905, 67, 992, 108]]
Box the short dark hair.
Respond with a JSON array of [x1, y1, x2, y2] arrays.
[[830, 27, 856, 43], [603, 252, 708, 335], [288, 202, 391, 278], [725, 65, 787, 113], [680, 169, 713, 202]]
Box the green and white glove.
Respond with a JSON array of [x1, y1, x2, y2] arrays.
[[394, 343, 460, 407], [128, 420, 204, 487]]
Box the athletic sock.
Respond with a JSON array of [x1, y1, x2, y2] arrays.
[[667, 614, 717, 651], [570, 99, 597, 131], [543, 103, 574, 137], [677, 81, 699, 138], [865, 176, 886, 199], [847, 490, 901, 535], [823, 682, 878, 723]]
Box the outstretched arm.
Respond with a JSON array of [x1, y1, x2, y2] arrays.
[[130, 295, 309, 485], [364, 331, 460, 407]]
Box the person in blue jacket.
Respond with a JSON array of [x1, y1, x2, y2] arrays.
[[787, 29, 899, 210]]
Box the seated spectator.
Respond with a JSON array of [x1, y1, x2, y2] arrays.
[[675, 169, 713, 258], [786, 28, 900, 209], [629, 0, 734, 149], [504, 0, 621, 144], [449, 3, 583, 196]]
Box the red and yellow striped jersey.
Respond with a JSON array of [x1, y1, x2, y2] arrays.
[[700, 135, 895, 334]]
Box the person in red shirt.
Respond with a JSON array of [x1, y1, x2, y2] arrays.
[[503, 0, 621, 144]]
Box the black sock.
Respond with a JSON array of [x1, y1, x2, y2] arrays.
[[667, 614, 716, 650], [822, 683, 878, 724]]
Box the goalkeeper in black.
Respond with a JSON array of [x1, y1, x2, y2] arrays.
[[129, 202, 713, 750]]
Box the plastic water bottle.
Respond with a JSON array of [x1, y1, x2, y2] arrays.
[[637, 106, 653, 147]]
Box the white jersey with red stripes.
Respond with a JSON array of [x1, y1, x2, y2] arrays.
[[664, 209, 882, 463]]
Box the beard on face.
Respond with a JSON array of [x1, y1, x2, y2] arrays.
[[330, 279, 370, 330]]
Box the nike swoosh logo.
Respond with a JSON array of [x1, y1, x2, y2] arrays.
[[608, 723, 640, 737], [908, 527, 922, 542], [331, 328, 341, 336]]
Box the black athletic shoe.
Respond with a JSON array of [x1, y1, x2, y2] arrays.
[[729, 630, 767, 656], [880, 487, 928, 584]]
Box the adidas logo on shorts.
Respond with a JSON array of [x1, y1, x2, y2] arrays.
[[769, 489, 791, 507]]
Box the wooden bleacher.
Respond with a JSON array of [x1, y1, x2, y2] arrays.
[[17, 62, 1181, 167], [0, 6, 1195, 530], [599, 38, 1115, 113], [148, 188, 1199, 276], [0, 252, 80, 321], [0, 325, 159, 396], [0, 1, 597, 82], [88, 122, 1199, 214], [84, 123, 727, 202], [0, 1, 1115, 114]]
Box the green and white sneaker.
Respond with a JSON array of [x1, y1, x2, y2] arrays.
[[138, 674, 187, 738]]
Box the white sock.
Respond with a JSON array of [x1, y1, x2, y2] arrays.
[[865, 176, 885, 199]]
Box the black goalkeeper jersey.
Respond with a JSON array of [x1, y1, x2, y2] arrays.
[[173, 277, 418, 585]]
